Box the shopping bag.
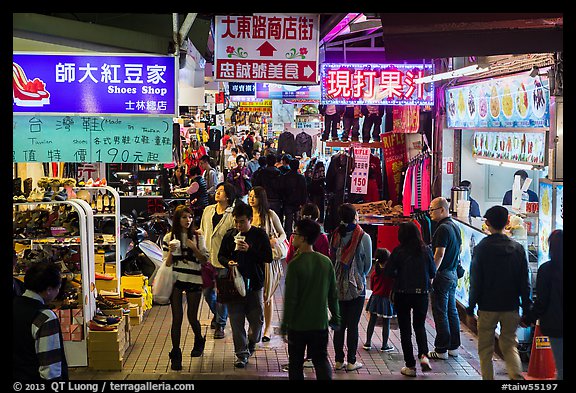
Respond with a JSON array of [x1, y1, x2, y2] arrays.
[[263, 259, 283, 303], [152, 262, 175, 305], [216, 266, 245, 303], [231, 265, 246, 297], [269, 215, 288, 260]]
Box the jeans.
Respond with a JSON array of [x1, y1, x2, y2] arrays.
[[361, 115, 382, 142], [282, 205, 299, 238], [430, 270, 461, 353], [477, 310, 523, 380], [342, 117, 360, 140], [287, 329, 332, 380], [322, 114, 340, 139], [227, 289, 264, 360], [394, 293, 430, 368], [202, 287, 228, 327], [333, 295, 365, 364], [549, 336, 563, 380]]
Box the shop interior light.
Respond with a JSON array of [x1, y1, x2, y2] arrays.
[[414, 64, 490, 84], [476, 158, 540, 171], [501, 162, 535, 170]]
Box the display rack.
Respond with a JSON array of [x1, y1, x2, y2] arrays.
[[13, 199, 96, 367]]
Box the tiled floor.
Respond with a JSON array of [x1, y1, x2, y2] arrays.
[[71, 273, 515, 381]]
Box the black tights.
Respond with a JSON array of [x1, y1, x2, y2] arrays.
[[170, 286, 202, 349], [365, 313, 391, 347]]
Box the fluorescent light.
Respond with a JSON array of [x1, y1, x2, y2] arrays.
[[415, 64, 489, 84], [476, 158, 539, 171], [475, 158, 501, 166], [501, 162, 534, 170]]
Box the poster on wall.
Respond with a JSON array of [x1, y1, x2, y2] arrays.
[[381, 133, 407, 203], [445, 73, 550, 129], [472, 131, 546, 166], [350, 145, 370, 194]]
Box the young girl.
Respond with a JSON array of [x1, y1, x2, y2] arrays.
[[363, 248, 396, 352], [163, 205, 210, 370]]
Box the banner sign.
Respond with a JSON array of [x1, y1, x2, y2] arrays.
[[13, 53, 177, 116], [472, 131, 546, 166], [381, 133, 408, 203], [445, 74, 550, 129], [214, 14, 320, 84], [228, 82, 256, 96], [256, 83, 321, 99], [320, 63, 434, 105], [351, 145, 370, 194], [13, 114, 173, 163]]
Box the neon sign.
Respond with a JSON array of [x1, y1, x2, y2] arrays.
[[320, 63, 434, 105]]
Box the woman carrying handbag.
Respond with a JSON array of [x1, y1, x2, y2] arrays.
[[162, 205, 210, 371], [248, 186, 286, 342]]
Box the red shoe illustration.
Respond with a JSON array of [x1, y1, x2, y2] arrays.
[[13, 62, 50, 107]]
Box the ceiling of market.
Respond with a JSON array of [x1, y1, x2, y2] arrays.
[[13, 12, 563, 66]]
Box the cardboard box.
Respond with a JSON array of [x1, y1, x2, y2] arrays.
[[129, 306, 141, 317], [95, 278, 119, 292], [94, 261, 104, 273], [121, 275, 146, 289], [71, 327, 83, 342], [62, 332, 71, 341], [129, 314, 143, 326], [94, 253, 105, 264]]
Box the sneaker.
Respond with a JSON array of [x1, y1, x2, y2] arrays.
[[214, 326, 225, 339], [419, 354, 432, 371], [234, 357, 248, 368], [380, 344, 395, 352], [334, 361, 346, 370], [448, 349, 459, 357], [303, 359, 314, 368], [362, 343, 372, 350], [346, 361, 363, 371], [401, 366, 416, 377], [428, 350, 449, 360], [281, 363, 290, 372]]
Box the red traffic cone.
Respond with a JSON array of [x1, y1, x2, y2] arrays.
[[523, 320, 557, 380]]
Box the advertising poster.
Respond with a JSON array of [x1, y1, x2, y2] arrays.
[[351, 145, 370, 194], [472, 131, 546, 165], [381, 133, 407, 203]]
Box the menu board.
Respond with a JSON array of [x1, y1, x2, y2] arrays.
[[446, 74, 550, 129], [472, 131, 546, 165]]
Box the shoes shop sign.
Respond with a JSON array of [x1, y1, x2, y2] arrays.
[[13, 53, 177, 116], [13, 114, 173, 163], [214, 14, 319, 84]]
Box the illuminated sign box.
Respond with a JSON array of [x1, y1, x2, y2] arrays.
[[320, 63, 434, 105]]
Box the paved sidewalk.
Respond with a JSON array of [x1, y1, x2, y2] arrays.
[[70, 271, 518, 381]]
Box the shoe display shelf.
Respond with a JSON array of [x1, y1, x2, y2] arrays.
[[75, 186, 121, 295], [13, 199, 97, 367]]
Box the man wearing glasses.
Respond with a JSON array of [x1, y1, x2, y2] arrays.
[[427, 197, 462, 361]]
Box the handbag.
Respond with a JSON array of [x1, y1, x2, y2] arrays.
[[264, 259, 283, 303], [269, 215, 289, 260], [152, 262, 175, 305], [216, 266, 245, 303], [231, 265, 246, 297], [456, 261, 465, 279]]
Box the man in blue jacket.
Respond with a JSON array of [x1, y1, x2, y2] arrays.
[[467, 205, 533, 380]]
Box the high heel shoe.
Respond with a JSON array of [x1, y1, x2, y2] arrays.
[[169, 348, 183, 370], [109, 194, 115, 213], [190, 336, 206, 357]]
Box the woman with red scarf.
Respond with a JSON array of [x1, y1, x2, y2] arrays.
[[329, 203, 372, 372]]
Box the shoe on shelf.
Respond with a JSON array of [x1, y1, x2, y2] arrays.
[[303, 359, 314, 368], [334, 361, 346, 370], [190, 336, 206, 357], [85, 178, 94, 187], [362, 343, 372, 350], [420, 354, 432, 371], [95, 273, 114, 280], [380, 344, 395, 352], [428, 350, 449, 360], [88, 320, 117, 331], [346, 361, 363, 371], [448, 349, 459, 357], [55, 189, 68, 201], [42, 189, 54, 202], [214, 326, 225, 339], [401, 366, 417, 377], [234, 357, 248, 368]]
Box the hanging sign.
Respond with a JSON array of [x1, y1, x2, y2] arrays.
[[320, 63, 434, 105], [214, 14, 320, 84], [381, 133, 408, 204], [351, 145, 370, 194], [228, 82, 256, 96], [445, 73, 550, 129], [13, 114, 173, 163], [256, 83, 321, 99], [13, 53, 177, 116]]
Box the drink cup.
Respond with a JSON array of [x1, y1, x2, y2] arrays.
[[170, 239, 181, 255], [234, 234, 245, 251]]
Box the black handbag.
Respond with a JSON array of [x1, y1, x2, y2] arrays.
[[456, 262, 465, 279], [216, 270, 244, 304]]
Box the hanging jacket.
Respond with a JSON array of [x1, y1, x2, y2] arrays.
[[295, 132, 313, 157], [277, 132, 296, 156]]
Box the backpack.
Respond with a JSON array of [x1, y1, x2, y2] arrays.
[[333, 238, 366, 301]]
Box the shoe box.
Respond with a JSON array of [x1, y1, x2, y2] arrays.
[[87, 315, 130, 371], [95, 278, 119, 292], [58, 308, 84, 342]]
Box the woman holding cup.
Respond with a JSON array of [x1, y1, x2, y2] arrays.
[[162, 205, 209, 370]]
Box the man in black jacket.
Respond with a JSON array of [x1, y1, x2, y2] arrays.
[[280, 158, 308, 238], [252, 153, 283, 222], [467, 205, 532, 380], [218, 202, 273, 368]]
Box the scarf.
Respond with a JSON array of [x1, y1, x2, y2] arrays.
[[330, 224, 364, 266]]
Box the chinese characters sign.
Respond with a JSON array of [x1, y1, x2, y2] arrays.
[[445, 74, 550, 129], [214, 14, 319, 84], [381, 133, 408, 203], [13, 115, 173, 163], [351, 145, 370, 194], [228, 82, 256, 96], [320, 63, 434, 105], [13, 53, 177, 115]]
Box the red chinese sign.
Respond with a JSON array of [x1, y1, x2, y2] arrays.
[[320, 63, 434, 106], [214, 14, 319, 84], [381, 133, 408, 204]]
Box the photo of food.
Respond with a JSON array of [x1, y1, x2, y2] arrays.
[[541, 187, 550, 216], [478, 89, 488, 119], [532, 79, 547, 118], [501, 84, 513, 118], [467, 88, 476, 119], [457, 90, 466, 118], [516, 82, 529, 118], [490, 85, 500, 118]]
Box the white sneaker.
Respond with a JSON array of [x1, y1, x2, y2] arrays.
[[346, 361, 363, 371], [334, 361, 346, 370], [303, 359, 314, 368], [448, 349, 459, 357], [401, 366, 417, 377], [428, 350, 449, 360], [419, 355, 432, 371]]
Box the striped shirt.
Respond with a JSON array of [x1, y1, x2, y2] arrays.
[[23, 290, 65, 380], [162, 231, 209, 285]]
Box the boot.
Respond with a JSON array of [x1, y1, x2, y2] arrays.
[[190, 335, 206, 357], [169, 348, 182, 370]]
